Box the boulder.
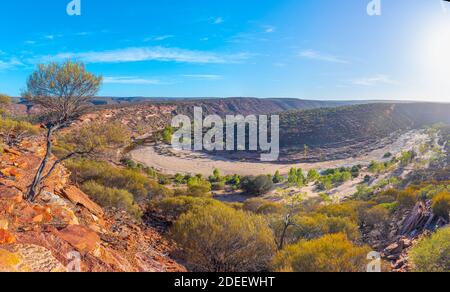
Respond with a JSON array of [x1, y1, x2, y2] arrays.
[[58, 186, 104, 217], [56, 225, 101, 254], [384, 241, 404, 256]]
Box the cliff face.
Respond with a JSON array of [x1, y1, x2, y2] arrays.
[[0, 141, 185, 272]]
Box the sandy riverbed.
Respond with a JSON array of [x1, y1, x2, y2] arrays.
[[130, 130, 428, 177]]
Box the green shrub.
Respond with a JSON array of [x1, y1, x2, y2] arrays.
[[81, 181, 142, 217], [243, 198, 284, 215], [241, 175, 274, 196], [288, 168, 306, 187], [292, 214, 360, 242], [187, 176, 212, 197], [397, 189, 418, 209], [171, 204, 276, 272], [272, 170, 285, 184], [212, 180, 226, 191], [362, 205, 390, 227], [307, 169, 320, 183], [272, 233, 371, 272], [65, 159, 151, 200], [398, 150, 415, 167], [162, 126, 174, 144], [432, 191, 450, 220], [0, 119, 40, 146], [410, 227, 450, 272], [155, 196, 219, 218]]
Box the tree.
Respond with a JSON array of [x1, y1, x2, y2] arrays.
[[50, 121, 129, 180], [272, 233, 370, 272], [171, 204, 276, 272], [22, 61, 102, 201], [271, 194, 303, 250]]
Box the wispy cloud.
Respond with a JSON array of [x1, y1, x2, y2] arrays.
[[214, 17, 224, 24], [75, 32, 91, 36], [43, 34, 64, 40], [32, 47, 252, 64], [183, 74, 223, 80], [0, 58, 23, 71], [350, 75, 396, 86], [103, 76, 161, 85], [299, 49, 349, 64], [263, 25, 276, 33], [145, 35, 175, 42]]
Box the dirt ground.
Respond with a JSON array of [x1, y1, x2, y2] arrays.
[[130, 130, 428, 177]]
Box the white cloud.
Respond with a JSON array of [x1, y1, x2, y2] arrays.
[[183, 74, 223, 80], [299, 49, 349, 64], [75, 32, 91, 36], [263, 25, 276, 33], [350, 75, 396, 86], [103, 76, 161, 85], [0, 58, 23, 71], [145, 35, 174, 42], [214, 17, 224, 24], [32, 47, 251, 65], [25, 40, 37, 45]]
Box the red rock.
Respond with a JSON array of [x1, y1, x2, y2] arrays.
[[3, 148, 21, 156], [56, 225, 101, 253], [0, 229, 15, 244], [59, 186, 104, 217]]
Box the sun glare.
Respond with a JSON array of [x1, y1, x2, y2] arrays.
[[419, 15, 450, 100]]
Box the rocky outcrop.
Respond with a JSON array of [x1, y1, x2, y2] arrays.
[[0, 141, 185, 272], [371, 200, 450, 272]]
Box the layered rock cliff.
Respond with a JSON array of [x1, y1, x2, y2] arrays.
[[0, 141, 185, 272]]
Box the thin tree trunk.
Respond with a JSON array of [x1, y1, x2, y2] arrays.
[[26, 126, 55, 201], [278, 223, 289, 250]]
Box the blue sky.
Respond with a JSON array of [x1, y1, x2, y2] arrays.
[[0, 0, 449, 101]]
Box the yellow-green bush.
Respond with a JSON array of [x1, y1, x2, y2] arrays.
[[293, 214, 360, 241], [362, 205, 391, 227], [186, 176, 212, 197], [171, 203, 276, 272], [432, 191, 450, 220], [243, 198, 285, 215], [81, 181, 142, 218], [317, 201, 370, 223], [272, 233, 370, 272], [397, 189, 418, 209], [155, 196, 220, 219], [0, 118, 40, 146], [65, 159, 151, 200], [410, 227, 450, 272]]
